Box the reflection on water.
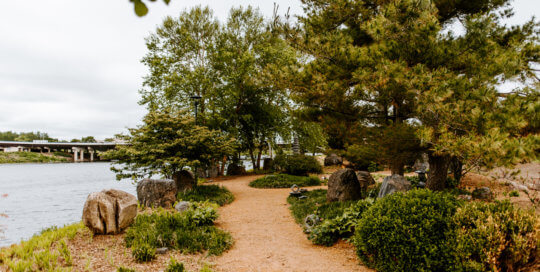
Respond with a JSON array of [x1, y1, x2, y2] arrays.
[[0, 163, 136, 247]]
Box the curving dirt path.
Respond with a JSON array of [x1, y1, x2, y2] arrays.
[[211, 175, 371, 272]]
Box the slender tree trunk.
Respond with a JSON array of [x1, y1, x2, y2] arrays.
[[249, 149, 257, 171], [390, 161, 405, 176], [256, 149, 262, 170], [449, 156, 463, 183], [426, 154, 450, 191], [220, 155, 227, 176]]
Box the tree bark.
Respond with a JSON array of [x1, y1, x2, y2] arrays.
[[249, 149, 257, 171], [390, 161, 405, 176], [426, 154, 450, 191], [256, 149, 262, 170], [449, 157, 463, 184]]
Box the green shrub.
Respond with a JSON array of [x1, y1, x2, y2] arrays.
[[274, 154, 322, 176], [131, 242, 156, 262], [453, 201, 539, 271], [165, 257, 186, 272], [287, 189, 355, 224], [249, 174, 322, 188], [353, 189, 461, 272], [124, 202, 233, 257], [309, 199, 374, 246], [509, 190, 520, 197], [177, 185, 234, 206], [117, 266, 137, 272], [343, 144, 377, 171]]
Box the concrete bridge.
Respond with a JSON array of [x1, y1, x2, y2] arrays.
[[0, 141, 124, 162]]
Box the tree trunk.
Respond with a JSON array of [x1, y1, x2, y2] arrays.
[[449, 157, 463, 184], [426, 154, 450, 191], [220, 156, 227, 176], [249, 149, 257, 171], [390, 161, 404, 176], [172, 170, 196, 192], [256, 149, 262, 170]]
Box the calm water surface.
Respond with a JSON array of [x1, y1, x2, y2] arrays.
[[0, 163, 136, 247]]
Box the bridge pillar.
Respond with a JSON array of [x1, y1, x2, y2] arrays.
[[89, 148, 95, 162], [80, 149, 85, 162]]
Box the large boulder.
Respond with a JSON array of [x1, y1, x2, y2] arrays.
[[227, 164, 246, 176], [324, 153, 343, 166], [173, 170, 195, 192], [82, 189, 137, 235], [327, 169, 363, 202], [356, 171, 375, 189], [136, 179, 177, 208], [377, 175, 412, 198]]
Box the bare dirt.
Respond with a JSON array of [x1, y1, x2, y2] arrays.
[[210, 175, 370, 272]]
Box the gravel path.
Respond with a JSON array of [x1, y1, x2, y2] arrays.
[[211, 175, 371, 272]]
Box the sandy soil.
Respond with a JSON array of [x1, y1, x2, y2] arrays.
[[210, 175, 370, 272]]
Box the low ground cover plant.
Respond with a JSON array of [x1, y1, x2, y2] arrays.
[[274, 154, 322, 176], [0, 152, 68, 164], [287, 189, 355, 224], [308, 199, 374, 246], [0, 223, 88, 271], [177, 185, 234, 206], [249, 174, 321, 188], [125, 202, 233, 262]]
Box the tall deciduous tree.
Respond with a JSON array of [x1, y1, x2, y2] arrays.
[[140, 6, 297, 170]]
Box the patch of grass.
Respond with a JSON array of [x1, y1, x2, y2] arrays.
[[250, 174, 322, 188], [509, 190, 520, 197], [131, 243, 156, 262], [0, 222, 89, 271], [124, 202, 233, 258], [287, 189, 355, 224], [165, 257, 186, 272], [177, 185, 234, 206], [0, 152, 68, 164], [117, 267, 137, 272]]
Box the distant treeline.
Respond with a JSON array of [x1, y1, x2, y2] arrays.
[[0, 131, 58, 142], [0, 131, 110, 143]]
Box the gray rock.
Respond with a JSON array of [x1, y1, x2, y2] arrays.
[[156, 247, 169, 254], [207, 165, 219, 178], [327, 169, 363, 202], [377, 175, 412, 198], [227, 164, 246, 176], [413, 153, 429, 172], [356, 171, 375, 189], [175, 201, 192, 212], [472, 187, 492, 200], [458, 195, 472, 201], [137, 179, 177, 208], [324, 153, 343, 166], [82, 189, 137, 235]]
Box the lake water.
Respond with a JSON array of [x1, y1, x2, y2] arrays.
[[0, 163, 136, 247]]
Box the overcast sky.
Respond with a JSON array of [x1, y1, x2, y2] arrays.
[[0, 0, 537, 140]]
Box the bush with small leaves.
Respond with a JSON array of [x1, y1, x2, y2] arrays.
[[274, 154, 322, 176], [117, 267, 137, 272], [177, 185, 234, 206], [353, 189, 461, 272], [453, 201, 539, 271]]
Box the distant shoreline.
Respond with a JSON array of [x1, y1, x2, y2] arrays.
[[0, 152, 72, 164]]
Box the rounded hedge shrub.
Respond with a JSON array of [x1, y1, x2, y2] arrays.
[[249, 174, 321, 188], [274, 154, 322, 176], [353, 189, 461, 272]]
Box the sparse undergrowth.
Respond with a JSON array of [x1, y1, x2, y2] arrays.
[[0, 222, 89, 271], [249, 174, 322, 188], [177, 185, 234, 206], [125, 202, 233, 262]]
